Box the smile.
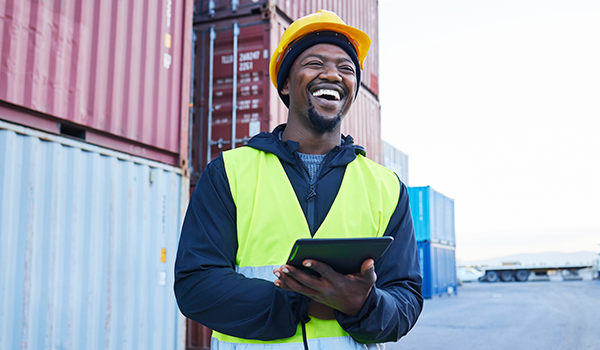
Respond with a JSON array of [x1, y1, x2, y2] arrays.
[[312, 89, 340, 101]]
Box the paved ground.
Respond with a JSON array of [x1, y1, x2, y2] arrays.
[[388, 271, 600, 350]]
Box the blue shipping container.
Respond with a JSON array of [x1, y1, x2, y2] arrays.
[[408, 186, 455, 244], [418, 241, 458, 299], [0, 121, 187, 350]]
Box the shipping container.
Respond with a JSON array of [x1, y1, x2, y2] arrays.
[[408, 186, 456, 244], [0, 0, 194, 167], [193, 0, 379, 96], [418, 241, 458, 299], [382, 140, 409, 184], [0, 121, 187, 350], [190, 2, 381, 181]]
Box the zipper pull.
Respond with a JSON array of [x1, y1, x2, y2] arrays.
[[306, 184, 316, 201]]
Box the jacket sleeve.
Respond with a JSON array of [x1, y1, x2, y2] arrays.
[[336, 180, 424, 343], [174, 155, 308, 340]]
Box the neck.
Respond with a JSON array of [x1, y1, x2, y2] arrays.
[[281, 120, 341, 155]]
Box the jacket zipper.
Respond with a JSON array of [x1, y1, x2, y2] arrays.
[[299, 150, 335, 236], [298, 159, 316, 235]]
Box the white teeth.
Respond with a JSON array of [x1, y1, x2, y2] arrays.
[[312, 89, 340, 100]]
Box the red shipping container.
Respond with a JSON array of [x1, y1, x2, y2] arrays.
[[190, 2, 380, 182], [193, 0, 379, 96], [0, 0, 194, 167]]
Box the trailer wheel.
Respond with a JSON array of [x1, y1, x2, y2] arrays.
[[515, 270, 529, 282], [485, 271, 498, 282], [500, 271, 513, 282]]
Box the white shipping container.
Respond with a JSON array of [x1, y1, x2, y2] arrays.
[[382, 140, 409, 184], [0, 120, 187, 350]]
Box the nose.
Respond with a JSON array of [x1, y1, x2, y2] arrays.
[[318, 63, 342, 82]]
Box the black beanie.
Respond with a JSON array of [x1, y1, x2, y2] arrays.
[[276, 31, 362, 108]]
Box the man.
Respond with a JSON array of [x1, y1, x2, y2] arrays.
[[175, 9, 423, 350]]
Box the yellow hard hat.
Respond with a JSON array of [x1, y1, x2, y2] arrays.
[[269, 9, 371, 90]]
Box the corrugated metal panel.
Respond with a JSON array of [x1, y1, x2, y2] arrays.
[[186, 318, 212, 350], [341, 88, 382, 164], [194, 0, 269, 19], [0, 121, 187, 350], [418, 241, 458, 299], [0, 0, 193, 166], [408, 186, 456, 244], [268, 16, 291, 132], [191, 15, 272, 176], [382, 141, 409, 184]]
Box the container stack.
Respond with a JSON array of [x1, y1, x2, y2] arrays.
[[0, 1, 193, 349], [408, 186, 458, 299]]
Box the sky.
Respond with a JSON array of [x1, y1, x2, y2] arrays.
[[378, 1, 600, 262]]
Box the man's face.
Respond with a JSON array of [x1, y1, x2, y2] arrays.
[[281, 43, 357, 133]]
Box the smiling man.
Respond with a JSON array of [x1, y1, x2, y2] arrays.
[[174, 10, 423, 350]]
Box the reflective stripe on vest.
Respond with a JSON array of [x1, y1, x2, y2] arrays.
[[216, 146, 400, 348], [212, 335, 386, 349]]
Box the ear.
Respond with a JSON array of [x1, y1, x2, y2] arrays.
[[280, 78, 290, 96]]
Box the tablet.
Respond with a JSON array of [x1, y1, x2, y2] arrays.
[[286, 237, 394, 276]]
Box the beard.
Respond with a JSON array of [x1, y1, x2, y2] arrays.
[[307, 98, 343, 133]]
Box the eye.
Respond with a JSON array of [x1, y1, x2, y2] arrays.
[[305, 60, 323, 67], [339, 65, 355, 74]]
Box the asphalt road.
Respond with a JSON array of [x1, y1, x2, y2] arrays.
[[388, 272, 600, 350]]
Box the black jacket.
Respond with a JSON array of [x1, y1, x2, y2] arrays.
[[174, 124, 423, 344]]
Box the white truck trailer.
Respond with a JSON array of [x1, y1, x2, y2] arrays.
[[479, 262, 594, 282]]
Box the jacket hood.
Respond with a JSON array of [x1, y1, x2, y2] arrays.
[[246, 124, 366, 167]]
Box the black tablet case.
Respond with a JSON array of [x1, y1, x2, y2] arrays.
[[286, 237, 394, 276]]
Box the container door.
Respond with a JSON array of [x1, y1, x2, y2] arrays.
[[190, 18, 271, 183], [0, 122, 186, 350]]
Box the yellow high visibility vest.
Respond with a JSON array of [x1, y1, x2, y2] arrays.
[[214, 146, 400, 349]]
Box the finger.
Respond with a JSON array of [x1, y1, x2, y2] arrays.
[[278, 265, 320, 297], [281, 263, 322, 284], [273, 268, 289, 289], [274, 278, 293, 291], [302, 260, 341, 282]]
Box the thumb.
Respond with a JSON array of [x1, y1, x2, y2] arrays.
[[360, 259, 377, 283]]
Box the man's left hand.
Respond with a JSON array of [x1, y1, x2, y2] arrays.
[[273, 259, 376, 317]]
